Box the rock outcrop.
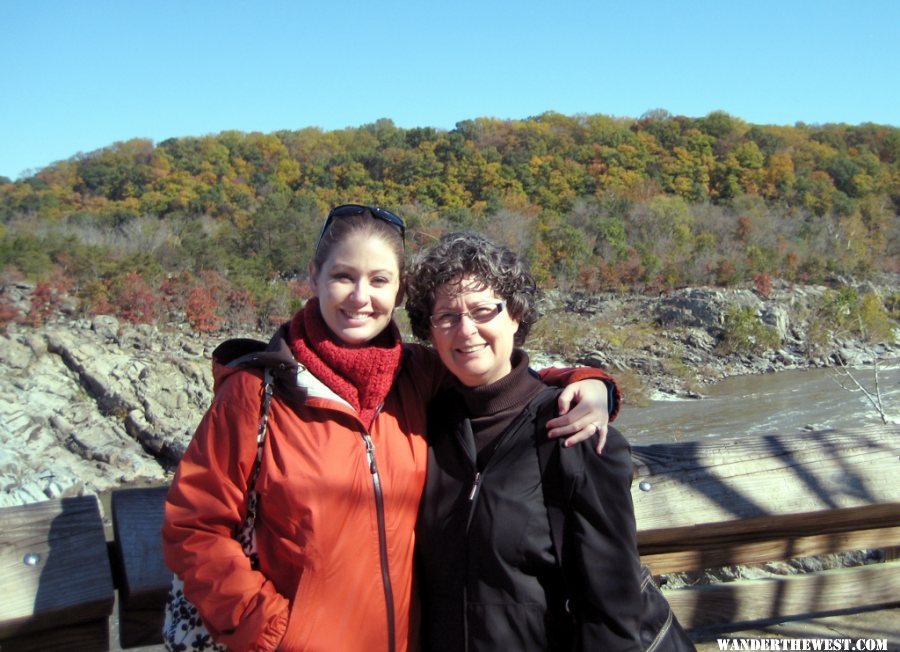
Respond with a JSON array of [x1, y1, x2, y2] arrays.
[[0, 316, 218, 506], [550, 282, 896, 397]]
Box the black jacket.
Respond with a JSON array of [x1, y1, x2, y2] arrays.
[[416, 387, 643, 651]]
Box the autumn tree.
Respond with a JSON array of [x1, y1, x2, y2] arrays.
[[185, 284, 222, 333], [111, 272, 158, 324]]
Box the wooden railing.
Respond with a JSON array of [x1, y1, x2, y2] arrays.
[[630, 425, 900, 635], [2, 425, 898, 650]]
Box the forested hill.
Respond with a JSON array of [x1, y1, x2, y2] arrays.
[[1, 110, 898, 333]]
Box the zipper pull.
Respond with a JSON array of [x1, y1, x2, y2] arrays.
[[468, 472, 481, 501], [364, 436, 377, 474]]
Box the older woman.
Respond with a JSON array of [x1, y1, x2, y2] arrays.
[[406, 232, 643, 651]]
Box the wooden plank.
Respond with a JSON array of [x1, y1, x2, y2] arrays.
[[637, 503, 900, 549], [642, 525, 900, 575], [637, 503, 900, 574], [111, 485, 170, 607], [631, 426, 900, 529], [110, 485, 170, 649], [0, 495, 114, 641], [664, 560, 900, 630]]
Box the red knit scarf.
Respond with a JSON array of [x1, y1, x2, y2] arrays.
[[288, 298, 403, 428]]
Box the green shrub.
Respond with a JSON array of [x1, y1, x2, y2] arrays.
[[814, 288, 896, 343], [819, 287, 860, 333], [717, 306, 781, 355], [858, 292, 896, 343]]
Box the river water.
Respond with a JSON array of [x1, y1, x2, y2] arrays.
[[613, 365, 900, 445]]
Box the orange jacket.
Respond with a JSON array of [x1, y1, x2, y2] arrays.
[[163, 334, 617, 652]]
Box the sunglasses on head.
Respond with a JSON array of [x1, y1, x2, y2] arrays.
[[315, 204, 406, 252]]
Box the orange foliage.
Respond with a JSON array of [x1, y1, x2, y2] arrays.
[[113, 272, 159, 324], [186, 285, 222, 333]]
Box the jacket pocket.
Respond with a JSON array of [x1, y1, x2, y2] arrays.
[[278, 567, 321, 651]]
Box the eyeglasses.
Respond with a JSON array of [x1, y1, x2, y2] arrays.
[[429, 302, 506, 330], [315, 204, 406, 252]]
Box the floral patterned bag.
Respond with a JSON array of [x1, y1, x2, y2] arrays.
[[162, 370, 273, 651]]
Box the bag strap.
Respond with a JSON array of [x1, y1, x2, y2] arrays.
[[533, 388, 580, 615], [247, 367, 274, 490], [538, 438, 567, 570], [241, 367, 274, 536], [534, 385, 579, 559]]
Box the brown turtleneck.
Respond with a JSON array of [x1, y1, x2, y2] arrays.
[[453, 349, 547, 464]]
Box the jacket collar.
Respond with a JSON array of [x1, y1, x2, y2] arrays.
[[211, 323, 306, 409]]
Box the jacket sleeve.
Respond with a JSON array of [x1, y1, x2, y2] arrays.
[[566, 428, 642, 650], [162, 370, 289, 652], [538, 366, 622, 422]]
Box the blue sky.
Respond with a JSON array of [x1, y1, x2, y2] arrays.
[[2, 0, 898, 180]]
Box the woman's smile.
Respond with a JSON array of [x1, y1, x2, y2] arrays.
[[454, 342, 488, 355], [340, 308, 376, 323]]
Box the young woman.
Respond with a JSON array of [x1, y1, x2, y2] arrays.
[[162, 205, 619, 651], [407, 231, 643, 651]]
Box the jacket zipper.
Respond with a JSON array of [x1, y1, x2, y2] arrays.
[[361, 406, 396, 652], [467, 472, 481, 501], [462, 411, 527, 532], [460, 402, 544, 650]]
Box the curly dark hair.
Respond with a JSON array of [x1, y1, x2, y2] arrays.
[[405, 231, 539, 345]]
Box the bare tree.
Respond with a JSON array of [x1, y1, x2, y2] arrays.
[[831, 353, 889, 425]]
